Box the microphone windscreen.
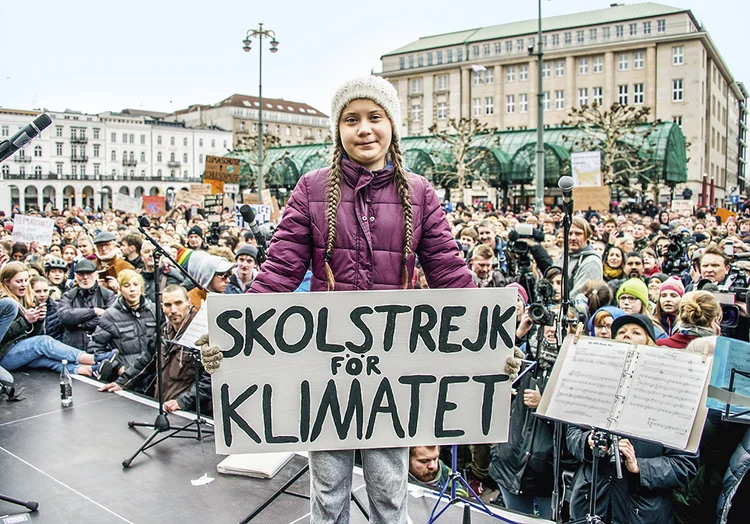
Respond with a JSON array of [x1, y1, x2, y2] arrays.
[[33, 113, 53, 132], [558, 176, 575, 192], [240, 204, 255, 224], [138, 216, 150, 228]]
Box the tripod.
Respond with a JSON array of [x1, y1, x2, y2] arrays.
[[122, 216, 212, 468], [568, 431, 623, 524]]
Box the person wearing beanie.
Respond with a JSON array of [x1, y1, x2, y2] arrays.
[[226, 244, 258, 294], [615, 278, 651, 316], [646, 272, 669, 303], [653, 276, 685, 334], [611, 313, 657, 345], [187, 225, 206, 250], [197, 76, 519, 524], [657, 290, 721, 349]]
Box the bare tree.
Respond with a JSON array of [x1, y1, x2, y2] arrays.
[[231, 134, 283, 191], [428, 118, 501, 189]]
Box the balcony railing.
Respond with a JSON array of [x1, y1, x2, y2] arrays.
[[71, 155, 89, 163], [14, 155, 32, 163], [122, 158, 138, 166], [70, 136, 88, 144], [167, 161, 182, 168]]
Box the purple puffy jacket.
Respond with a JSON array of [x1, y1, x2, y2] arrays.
[[249, 157, 474, 293]]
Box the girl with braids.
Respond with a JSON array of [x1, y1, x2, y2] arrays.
[[208, 77, 478, 523]]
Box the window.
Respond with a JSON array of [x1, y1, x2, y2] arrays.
[[446, 49, 452, 63], [56, 143, 63, 156], [516, 39, 523, 51], [427, 53, 433, 66], [593, 56, 603, 73], [506, 66, 516, 82], [564, 32, 572, 45], [519, 93, 528, 113], [183, 137, 188, 146], [543, 91, 550, 111], [111, 132, 116, 142], [93, 128, 100, 139], [579, 88, 589, 106], [437, 75, 448, 91], [93, 164, 100, 176], [643, 21, 652, 34], [672, 79, 684, 101], [485, 69, 494, 84], [411, 104, 422, 122], [170, 152, 175, 162], [633, 51, 644, 69], [140, 152, 145, 162], [542, 35, 548, 48], [603, 27, 611, 40], [519, 65, 528, 81], [157, 152, 162, 162], [578, 57, 589, 74], [56, 126, 63, 137], [111, 150, 116, 161], [629, 23, 637, 36], [506, 95, 515, 114], [157, 135, 162, 145], [93, 144, 99, 157], [408, 56, 414, 68], [593, 87, 603, 105], [296, 128, 301, 137], [589, 29, 597, 41], [483, 44, 490, 56], [56, 163, 63, 175], [33, 145, 41, 157], [618, 84, 628, 105], [542, 62, 551, 78], [157, 169, 162, 178], [552, 34, 560, 46], [198, 154, 203, 163], [657, 19, 666, 33], [211, 139, 215, 147], [618, 53, 629, 71], [122, 133, 127, 143], [473, 71, 482, 85], [140, 134, 145, 144], [576, 30, 584, 44], [411, 78, 422, 94], [485, 97, 494, 115], [555, 60, 564, 77], [528, 37, 535, 50], [0, 125, 7, 137], [672, 46, 684, 65], [437, 102, 447, 120], [494, 42, 502, 54], [199, 138, 203, 147], [472, 45, 479, 58], [129, 134, 134, 144], [616, 25, 624, 38], [555, 90, 564, 110], [417, 55, 423, 67], [633, 83, 644, 105], [285, 126, 291, 136], [505, 41, 512, 53], [473, 98, 481, 117], [437, 51, 443, 64], [1, 165, 8, 175]]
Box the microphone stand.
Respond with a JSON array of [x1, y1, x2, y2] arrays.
[[122, 216, 211, 468]]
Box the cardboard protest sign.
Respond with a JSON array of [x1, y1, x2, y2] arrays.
[[235, 204, 271, 227], [204, 155, 240, 183], [142, 196, 166, 216], [112, 193, 142, 215], [716, 208, 737, 224], [12, 215, 54, 245], [671, 199, 693, 215], [573, 186, 610, 212], [207, 288, 515, 454], [190, 183, 213, 196], [571, 151, 602, 187], [203, 194, 224, 215]]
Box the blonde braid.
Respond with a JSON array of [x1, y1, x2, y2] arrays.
[[389, 139, 413, 289], [324, 143, 344, 290]]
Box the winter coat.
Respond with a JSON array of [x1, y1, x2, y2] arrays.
[[57, 284, 116, 352], [141, 267, 185, 304], [0, 305, 39, 361], [41, 298, 63, 341], [555, 244, 603, 298], [718, 426, 750, 523], [116, 308, 212, 414], [567, 426, 697, 524], [250, 158, 474, 293], [87, 295, 157, 370]]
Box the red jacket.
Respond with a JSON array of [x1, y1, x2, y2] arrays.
[[655, 333, 697, 349], [250, 157, 474, 293]]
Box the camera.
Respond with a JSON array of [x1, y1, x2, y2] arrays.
[[592, 430, 623, 479], [206, 214, 221, 245], [528, 303, 554, 326], [662, 231, 690, 275]]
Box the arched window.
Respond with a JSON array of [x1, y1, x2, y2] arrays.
[[183, 137, 188, 146], [157, 152, 162, 162], [170, 152, 175, 162], [1, 165, 9, 175], [170, 137, 175, 146], [34, 166, 42, 175], [141, 152, 145, 162], [183, 153, 188, 163], [157, 169, 162, 177], [34, 145, 42, 157]]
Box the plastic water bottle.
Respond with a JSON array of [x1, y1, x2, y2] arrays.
[[60, 360, 73, 407]]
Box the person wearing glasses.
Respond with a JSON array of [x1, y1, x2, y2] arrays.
[[587, 306, 625, 339], [185, 251, 236, 308]]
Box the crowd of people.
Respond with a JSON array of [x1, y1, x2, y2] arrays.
[[3, 75, 750, 523]]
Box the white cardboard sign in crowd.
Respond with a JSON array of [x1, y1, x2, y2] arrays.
[[112, 193, 143, 215], [207, 288, 516, 454], [12, 215, 54, 245]]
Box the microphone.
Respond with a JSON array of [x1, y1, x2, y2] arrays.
[[558, 176, 575, 205], [72, 217, 86, 227], [138, 216, 151, 229], [240, 204, 260, 235], [0, 114, 53, 163]]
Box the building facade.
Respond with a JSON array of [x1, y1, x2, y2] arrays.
[[379, 2, 746, 205], [0, 108, 231, 213], [168, 94, 330, 149]]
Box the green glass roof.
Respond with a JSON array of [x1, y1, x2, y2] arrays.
[[382, 2, 687, 57]]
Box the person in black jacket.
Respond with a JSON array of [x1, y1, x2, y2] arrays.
[[99, 284, 211, 415], [29, 276, 62, 340], [57, 259, 116, 352], [87, 269, 157, 371]]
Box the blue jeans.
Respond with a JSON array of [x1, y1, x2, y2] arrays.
[[0, 298, 18, 343], [498, 486, 553, 519], [309, 447, 408, 524], [0, 335, 83, 374]]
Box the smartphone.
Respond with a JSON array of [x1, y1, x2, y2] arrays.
[[98, 270, 108, 280], [725, 240, 735, 256]]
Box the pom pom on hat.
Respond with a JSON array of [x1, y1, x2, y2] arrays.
[[330, 76, 402, 143], [660, 276, 685, 297]]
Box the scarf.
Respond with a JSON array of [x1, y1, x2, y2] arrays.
[[603, 263, 623, 281], [538, 339, 560, 370], [673, 323, 716, 339]]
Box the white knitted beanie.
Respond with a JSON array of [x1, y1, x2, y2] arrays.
[[330, 76, 401, 143]]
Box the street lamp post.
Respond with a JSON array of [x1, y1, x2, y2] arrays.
[[242, 23, 279, 196], [534, 0, 545, 213]]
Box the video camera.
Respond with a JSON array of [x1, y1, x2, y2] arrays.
[[206, 213, 222, 246], [527, 279, 558, 326], [507, 224, 545, 257], [662, 230, 691, 275]]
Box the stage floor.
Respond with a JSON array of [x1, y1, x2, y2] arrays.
[[0, 370, 547, 524]]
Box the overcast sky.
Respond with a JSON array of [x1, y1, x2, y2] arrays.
[[1, 0, 746, 119]]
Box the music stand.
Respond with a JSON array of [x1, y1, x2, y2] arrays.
[[122, 216, 212, 468]]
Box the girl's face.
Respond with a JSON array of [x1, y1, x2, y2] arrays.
[[642, 252, 656, 271], [62, 248, 76, 264], [6, 271, 29, 298], [615, 324, 652, 345], [659, 290, 681, 314], [727, 221, 738, 234], [618, 294, 643, 314], [338, 98, 392, 172], [49, 246, 62, 258], [606, 248, 623, 268], [121, 277, 142, 305], [32, 281, 50, 304], [594, 314, 614, 339]]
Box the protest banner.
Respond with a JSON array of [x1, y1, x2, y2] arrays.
[[571, 151, 602, 188], [190, 183, 213, 196], [203, 194, 224, 215], [207, 179, 224, 195], [142, 196, 166, 216], [112, 193, 142, 215], [224, 183, 239, 194], [12, 215, 54, 245], [207, 288, 516, 454], [204, 155, 241, 183], [235, 204, 271, 227], [573, 186, 610, 212], [716, 207, 737, 224], [671, 199, 693, 215]]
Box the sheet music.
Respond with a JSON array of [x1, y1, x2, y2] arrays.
[[175, 303, 208, 349], [544, 338, 630, 429], [616, 345, 708, 450]]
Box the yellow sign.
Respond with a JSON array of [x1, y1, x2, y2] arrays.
[[207, 179, 224, 195]]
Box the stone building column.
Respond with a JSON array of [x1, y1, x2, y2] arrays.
[[645, 46, 657, 109], [604, 51, 615, 107]]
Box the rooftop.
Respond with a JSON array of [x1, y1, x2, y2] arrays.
[[172, 94, 329, 119], [382, 2, 689, 57]]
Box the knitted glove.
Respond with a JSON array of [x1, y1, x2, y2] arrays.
[[195, 333, 223, 375], [504, 347, 525, 380]]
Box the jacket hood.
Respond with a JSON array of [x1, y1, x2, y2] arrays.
[[587, 306, 626, 335], [186, 251, 235, 288]]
